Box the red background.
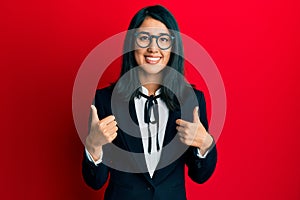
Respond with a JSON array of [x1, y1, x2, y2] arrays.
[[1, 0, 300, 199]]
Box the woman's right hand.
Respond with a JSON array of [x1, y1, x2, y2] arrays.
[[85, 105, 118, 161]]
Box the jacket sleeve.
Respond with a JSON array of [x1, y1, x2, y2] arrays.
[[81, 89, 111, 190], [82, 150, 109, 190], [185, 90, 217, 184]]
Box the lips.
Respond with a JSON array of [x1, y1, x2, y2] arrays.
[[145, 56, 161, 64]]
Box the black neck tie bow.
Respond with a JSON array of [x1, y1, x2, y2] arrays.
[[139, 91, 161, 154]]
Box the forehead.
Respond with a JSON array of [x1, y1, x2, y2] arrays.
[[138, 17, 170, 35]]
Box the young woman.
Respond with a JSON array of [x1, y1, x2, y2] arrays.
[[82, 5, 217, 200]]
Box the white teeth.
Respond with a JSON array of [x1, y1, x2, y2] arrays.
[[145, 57, 160, 61]]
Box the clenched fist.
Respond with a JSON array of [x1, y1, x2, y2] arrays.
[[85, 105, 118, 161], [176, 106, 213, 155]]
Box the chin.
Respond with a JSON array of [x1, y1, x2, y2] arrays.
[[140, 64, 166, 74]]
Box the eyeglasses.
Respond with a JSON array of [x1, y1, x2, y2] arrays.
[[134, 32, 175, 50]]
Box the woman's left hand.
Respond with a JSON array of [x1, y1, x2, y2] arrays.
[[176, 106, 213, 155]]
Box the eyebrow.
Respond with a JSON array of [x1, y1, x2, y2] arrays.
[[138, 31, 170, 36]]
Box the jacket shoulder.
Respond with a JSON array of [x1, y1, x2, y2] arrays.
[[192, 88, 205, 99], [95, 86, 115, 101]]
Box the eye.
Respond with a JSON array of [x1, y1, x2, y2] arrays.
[[159, 36, 170, 43], [138, 35, 150, 41]]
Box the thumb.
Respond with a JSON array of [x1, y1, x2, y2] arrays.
[[193, 106, 200, 123], [90, 105, 99, 123]]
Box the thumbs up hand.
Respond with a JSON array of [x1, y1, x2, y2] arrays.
[[85, 105, 118, 161], [176, 106, 213, 155]]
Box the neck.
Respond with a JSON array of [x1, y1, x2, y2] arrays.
[[139, 71, 162, 96], [142, 84, 160, 96]]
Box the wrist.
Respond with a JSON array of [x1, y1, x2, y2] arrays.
[[199, 133, 213, 154], [85, 136, 102, 160]]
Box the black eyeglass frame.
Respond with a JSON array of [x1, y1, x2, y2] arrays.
[[134, 31, 175, 50]]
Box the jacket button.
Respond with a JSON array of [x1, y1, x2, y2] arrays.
[[147, 187, 151, 190]]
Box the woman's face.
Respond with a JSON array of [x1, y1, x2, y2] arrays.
[[134, 17, 171, 77]]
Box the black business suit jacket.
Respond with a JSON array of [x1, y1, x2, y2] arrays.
[[82, 86, 217, 200]]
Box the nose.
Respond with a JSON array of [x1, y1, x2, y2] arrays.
[[147, 37, 159, 53]]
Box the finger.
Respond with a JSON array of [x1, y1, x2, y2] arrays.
[[176, 126, 186, 133], [99, 115, 116, 126], [178, 135, 189, 145], [101, 120, 118, 132], [176, 119, 189, 127], [91, 105, 99, 123], [106, 122, 118, 133], [193, 106, 200, 123], [101, 125, 117, 136], [177, 131, 185, 138], [108, 132, 118, 143], [106, 120, 117, 129], [102, 125, 118, 137]]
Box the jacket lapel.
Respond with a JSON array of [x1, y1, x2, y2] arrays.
[[162, 108, 181, 147]]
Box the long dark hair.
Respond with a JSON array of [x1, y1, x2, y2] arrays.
[[115, 5, 186, 111]]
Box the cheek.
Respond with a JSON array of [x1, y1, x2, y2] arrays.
[[163, 52, 171, 65], [134, 51, 138, 62], [134, 50, 143, 64]]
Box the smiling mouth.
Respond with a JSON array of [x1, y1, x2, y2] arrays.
[[145, 56, 161, 64]]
